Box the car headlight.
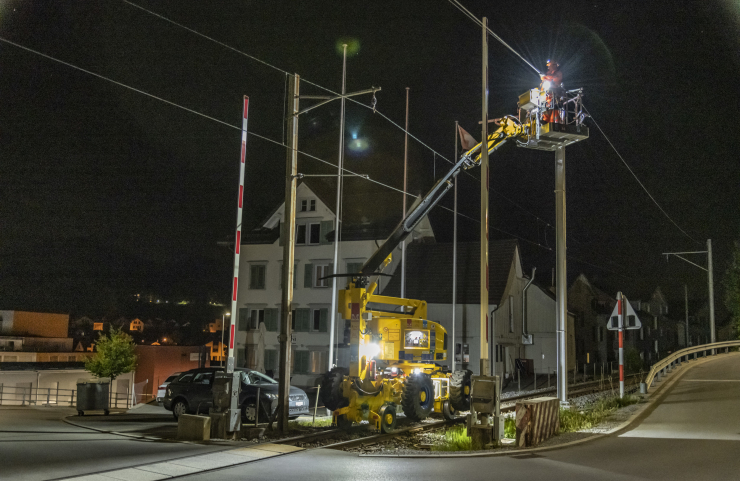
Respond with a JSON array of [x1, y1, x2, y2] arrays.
[[166, 387, 171, 396], [265, 393, 278, 400]]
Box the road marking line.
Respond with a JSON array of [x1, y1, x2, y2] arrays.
[[682, 379, 740, 382]]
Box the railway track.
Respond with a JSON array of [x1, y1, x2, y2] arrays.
[[272, 373, 643, 450]]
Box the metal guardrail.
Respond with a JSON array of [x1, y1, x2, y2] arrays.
[[643, 340, 740, 391], [0, 385, 133, 408]]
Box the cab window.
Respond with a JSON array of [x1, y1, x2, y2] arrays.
[[192, 372, 213, 385], [177, 373, 195, 383]]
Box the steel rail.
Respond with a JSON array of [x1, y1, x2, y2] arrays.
[[643, 340, 740, 391], [321, 418, 463, 450]]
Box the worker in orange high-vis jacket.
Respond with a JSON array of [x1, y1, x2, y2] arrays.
[[540, 60, 563, 123]]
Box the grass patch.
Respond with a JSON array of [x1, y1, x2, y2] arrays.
[[559, 395, 639, 433], [287, 417, 333, 431], [504, 417, 516, 439], [431, 425, 472, 451]]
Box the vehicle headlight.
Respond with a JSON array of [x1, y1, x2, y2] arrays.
[[166, 387, 171, 396], [265, 393, 278, 400]]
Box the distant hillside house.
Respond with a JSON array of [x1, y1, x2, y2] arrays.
[[129, 319, 144, 332]]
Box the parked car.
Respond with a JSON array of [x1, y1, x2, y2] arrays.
[[162, 367, 310, 422], [156, 372, 181, 405]]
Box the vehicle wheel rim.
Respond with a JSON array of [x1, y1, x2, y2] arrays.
[[175, 403, 186, 416], [244, 404, 256, 422], [384, 413, 394, 425]]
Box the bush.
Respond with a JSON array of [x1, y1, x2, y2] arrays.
[[431, 425, 472, 451]]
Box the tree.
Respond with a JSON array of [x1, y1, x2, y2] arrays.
[[724, 240, 740, 339], [85, 328, 137, 380]]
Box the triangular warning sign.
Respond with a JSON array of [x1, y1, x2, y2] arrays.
[[607, 293, 642, 330]]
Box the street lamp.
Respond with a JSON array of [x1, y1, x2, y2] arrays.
[[221, 312, 231, 367]]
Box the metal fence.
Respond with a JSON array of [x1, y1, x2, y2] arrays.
[[0, 384, 132, 408], [643, 340, 740, 391]]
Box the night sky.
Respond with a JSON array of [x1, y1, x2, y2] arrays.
[[2, 1, 739, 318]]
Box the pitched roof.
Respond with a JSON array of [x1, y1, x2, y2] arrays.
[[243, 179, 433, 244], [381, 239, 520, 306]]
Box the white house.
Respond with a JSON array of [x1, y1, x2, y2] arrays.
[[381, 240, 575, 378], [234, 181, 434, 390]]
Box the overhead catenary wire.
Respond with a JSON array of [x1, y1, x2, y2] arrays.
[[121, 0, 555, 231], [447, 0, 542, 77], [0, 34, 551, 252], [583, 106, 701, 246]]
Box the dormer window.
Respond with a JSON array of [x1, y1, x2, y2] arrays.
[[300, 199, 317, 212]]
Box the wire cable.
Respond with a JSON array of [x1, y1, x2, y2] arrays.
[[121, 0, 555, 231], [447, 0, 542, 76], [583, 106, 701, 245], [0, 34, 550, 252]]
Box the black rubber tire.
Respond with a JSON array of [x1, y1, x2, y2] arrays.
[[442, 399, 457, 420], [401, 373, 434, 422], [320, 367, 348, 411], [449, 369, 473, 411], [379, 404, 397, 433], [241, 399, 263, 424], [172, 399, 188, 420]]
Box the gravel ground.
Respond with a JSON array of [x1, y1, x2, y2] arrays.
[[350, 390, 646, 456]]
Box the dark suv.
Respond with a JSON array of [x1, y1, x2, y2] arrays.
[[162, 367, 309, 422]]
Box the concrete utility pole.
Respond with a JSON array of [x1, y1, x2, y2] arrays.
[[452, 120, 458, 373], [479, 16, 490, 378], [278, 74, 300, 433], [555, 146, 568, 404], [401, 87, 410, 301], [662, 239, 715, 353], [328, 45, 348, 371]]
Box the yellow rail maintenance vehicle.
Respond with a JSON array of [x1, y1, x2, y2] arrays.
[[321, 87, 588, 433], [320, 265, 473, 432]]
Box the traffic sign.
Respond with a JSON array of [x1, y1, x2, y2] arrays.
[[607, 295, 642, 330]]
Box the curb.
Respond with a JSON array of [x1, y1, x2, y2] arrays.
[[360, 352, 739, 458]]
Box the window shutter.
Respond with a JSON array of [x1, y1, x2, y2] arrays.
[[238, 308, 249, 331], [237, 348, 246, 367], [304, 264, 313, 288], [264, 349, 277, 371], [320, 221, 334, 245], [297, 351, 309, 374], [265, 308, 278, 331], [319, 308, 328, 332], [299, 308, 310, 332]]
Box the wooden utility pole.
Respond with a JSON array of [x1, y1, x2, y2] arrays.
[[278, 74, 299, 433]]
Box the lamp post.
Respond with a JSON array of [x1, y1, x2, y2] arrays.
[[221, 312, 231, 367]]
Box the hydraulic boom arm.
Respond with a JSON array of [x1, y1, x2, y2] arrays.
[[357, 116, 524, 283]]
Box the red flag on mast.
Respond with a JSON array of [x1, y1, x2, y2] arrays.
[[457, 125, 478, 151]]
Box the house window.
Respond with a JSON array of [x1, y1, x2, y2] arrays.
[[346, 262, 364, 274], [249, 265, 266, 290], [296, 222, 321, 245], [308, 223, 320, 244], [300, 199, 316, 212], [654, 340, 659, 353], [315, 264, 331, 288], [296, 224, 307, 244], [249, 309, 264, 330], [311, 308, 328, 332], [309, 351, 327, 373], [640, 327, 644, 340], [508, 296, 514, 333]]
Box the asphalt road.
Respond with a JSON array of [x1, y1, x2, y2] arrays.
[[0, 406, 226, 481], [177, 352, 740, 481], [5, 353, 740, 480]]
